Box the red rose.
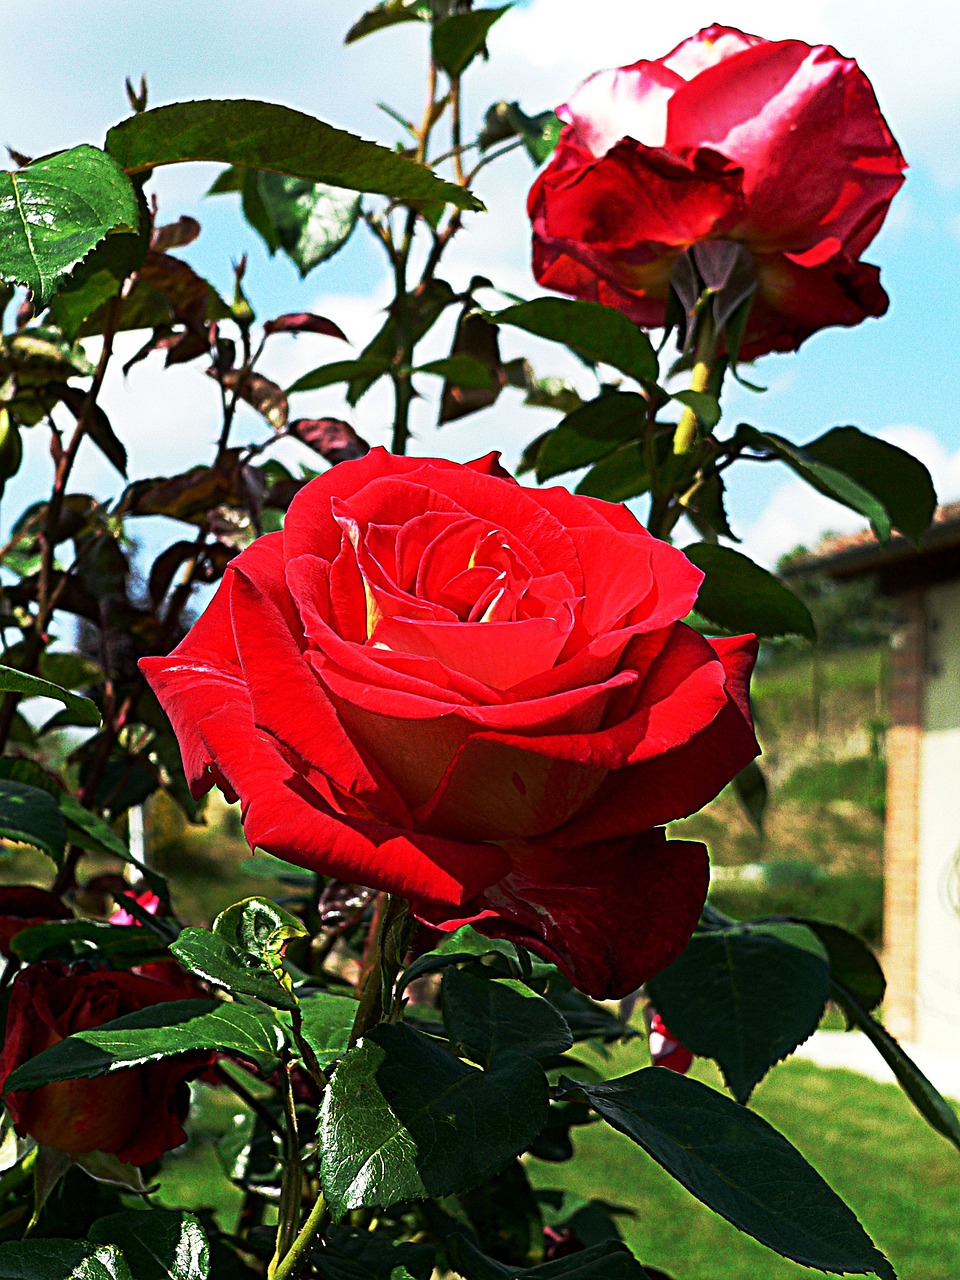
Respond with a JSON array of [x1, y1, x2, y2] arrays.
[[0, 886, 72, 957], [141, 451, 759, 997], [0, 962, 213, 1165], [528, 24, 905, 358]]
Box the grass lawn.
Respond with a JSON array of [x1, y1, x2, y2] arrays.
[[528, 1042, 960, 1280]]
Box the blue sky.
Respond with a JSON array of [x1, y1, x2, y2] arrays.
[[4, 0, 958, 565]]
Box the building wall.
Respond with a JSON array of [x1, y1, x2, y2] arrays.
[[915, 580, 960, 1049]]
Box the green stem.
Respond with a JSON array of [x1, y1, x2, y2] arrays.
[[270, 1190, 328, 1280], [349, 895, 411, 1048], [672, 310, 718, 458], [268, 1059, 303, 1277]]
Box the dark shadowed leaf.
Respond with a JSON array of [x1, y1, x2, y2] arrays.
[[11, 919, 168, 966], [0, 663, 100, 725], [58, 385, 127, 477], [535, 392, 646, 482], [438, 312, 503, 423], [0, 1240, 133, 1280], [492, 300, 657, 384], [345, 0, 431, 44], [106, 100, 482, 209], [287, 356, 393, 395], [786, 919, 885, 1013], [441, 966, 573, 1067], [646, 921, 831, 1102], [830, 980, 960, 1152], [419, 355, 495, 389], [151, 216, 201, 252], [449, 1234, 648, 1279], [432, 7, 511, 78], [733, 759, 767, 833], [560, 1069, 895, 1279], [263, 312, 348, 341], [575, 444, 650, 503], [682, 470, 738, 543], [319, 1022, 549, 1218], [0, 146, 140, 305], [0, 778, 66, 864], [684, 543, 816, 640], [289, 417, 369, 463], [3, 1000, 282, 1092]]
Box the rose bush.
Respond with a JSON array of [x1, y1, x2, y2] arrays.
[[0, 962, 215, 1165], [142, 450, 759, 996], [528, 24, 906, 358]]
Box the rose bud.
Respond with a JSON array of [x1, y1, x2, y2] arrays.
[[141, 451, 759, 999], [0, 961, 215, 1165], [0, 887, 72, 957], [645, 1005, 694, 1075], [528, 25, 905, 359]]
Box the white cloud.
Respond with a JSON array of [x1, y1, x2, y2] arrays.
[[737, 424, 960, 569]]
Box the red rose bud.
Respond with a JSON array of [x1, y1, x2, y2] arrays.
[[0, 962, 215, 1165], [645, 1006, 694, 1075], [0, 887, 72, 957], [528, 25, 905, 359], [141, 451, 759, 999]]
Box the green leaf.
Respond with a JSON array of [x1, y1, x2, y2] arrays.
[[241, 172, 360, 277], [11, 919, 168, 966], [575, 444, 650, 503], [345, 0, 431, 44], [732, 760, 768, 834], [0, 778, 66, 864], [479, 102, 561, 165], [449, 1235, 648, 1279], [105, 100, 482, 210], [297, 990, 358, 1067], [347, 278, 458, 405], [417, 355, 495, 389], [170, 926, 298, 1011], [432, 7, 511, 78], [492, 300, 657, 384], [830, 980, 960, 1153], [57, 792, 169, 905], [734, 425, 911, 545], [671, 389, 721, 429], [287, 356, 393, 395], [89, 1210, 209, 1280], [560, 1068, 895, 1279], [0, 663, 101, 725], [785, 918, 885, 1014], [0, 1241, 133, 1280], [646, 921, 831, 1103], [542, 975, 636, 1044], [535, 392, 646, 482], [4, 1000, 283, 1093], [319, 1022, 549, 1218], [397, 927, 521, 997], [0, 146, 140, 306], [441, 966, 572, 1067], [683, 543, 816, 641], [802, 425, 936, 543], [213, 896, 306, 968]]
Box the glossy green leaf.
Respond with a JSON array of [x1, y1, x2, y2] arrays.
[[491, 300, 657, 384], [297, 990, 358, 1067], [11, 919, 168, 966], [0, 778, 66, 864], [0, 663, 100, 725], [4, 1000, 283, 1093], [646, 921, 830, 1103], [319, 1022, 549, 1218], [0, 1240, 133, 1280], [287, 356, 393, 395], [441, 966, 572, 1067], [170, 926, 298, 1011], [432, 7, 511, 78], [0, 145, 140, 305], [89, 1211, 209, 1280], [535, 392, 646, 482], [106, 100, 482, 210], [684, 543, 816, 640], [561, 1069, 895, 1279], [831, 980, 960, 1152], [213, 896, 306, 967], [345, 0, 431, 43], [802, 425, 936, 543], [241, 171, 360, 277]]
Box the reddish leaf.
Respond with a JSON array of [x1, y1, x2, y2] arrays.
[[439, 311, 504, 423], [289, 417, 369, 463], [210, 368, 288, 431], [263, 312, 349, 342], [151, 217, 201, 253], [128, 460, 245, 526]]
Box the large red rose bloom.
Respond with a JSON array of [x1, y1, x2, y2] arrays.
[[528, 25, 906, 359], [141, 451, 759, 997]]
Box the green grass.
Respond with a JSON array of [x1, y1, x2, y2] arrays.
[[528, 1045, 960, 1280]]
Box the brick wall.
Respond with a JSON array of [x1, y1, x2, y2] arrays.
[[882, 591, 925, 1040]]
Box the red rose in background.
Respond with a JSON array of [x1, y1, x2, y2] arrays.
[[645, 1005, 694, 1075], [0, 887, 72, 957], [529, 24, 905, 358], [141, 451, 759, 997], [0, 962, 214, 1165]]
